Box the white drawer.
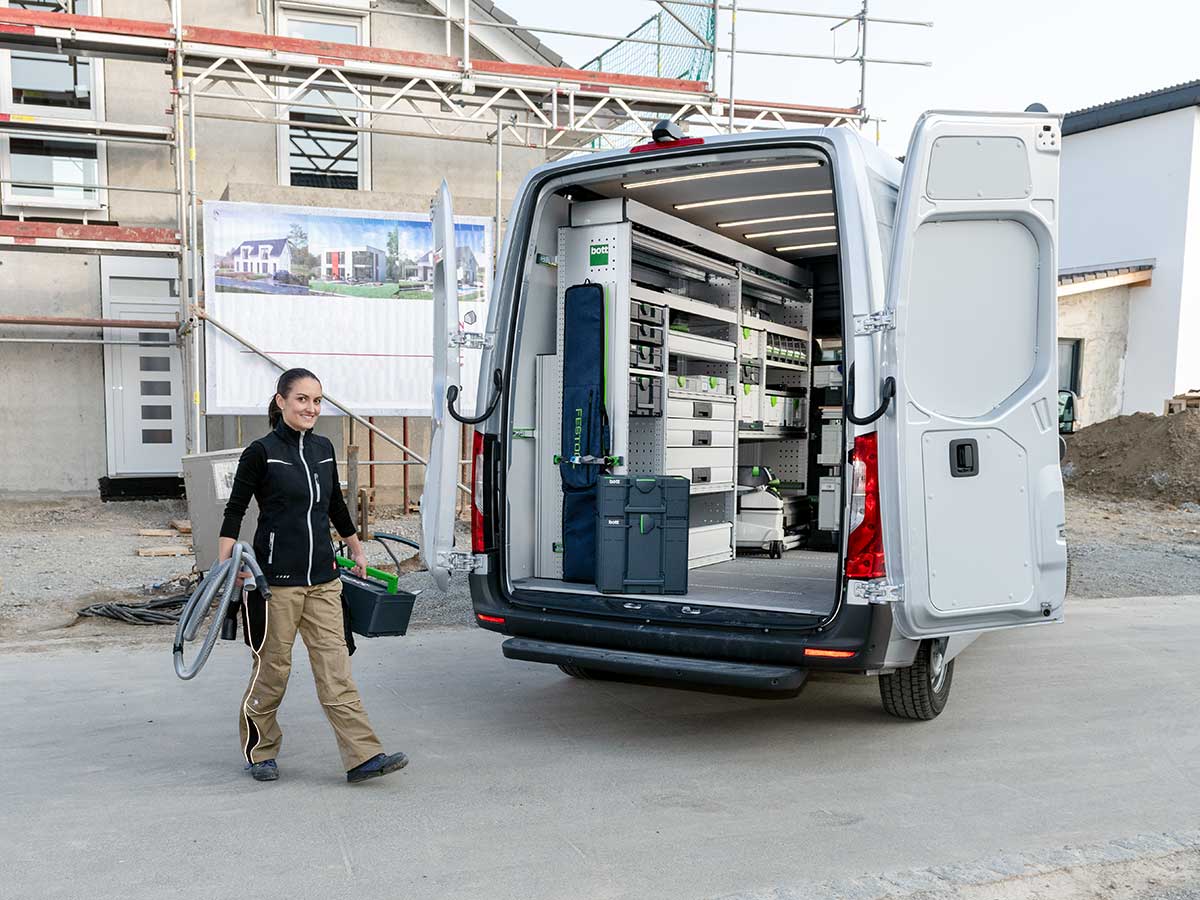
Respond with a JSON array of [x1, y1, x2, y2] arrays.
[[667, 394, 735, 422], [666, 422, 735, 448], [668, 331, 737, 363], [666, 445, 733, 469], [667, 465, 734, 492], [688, 523, 734, 567], [737, 383, 762, 422]]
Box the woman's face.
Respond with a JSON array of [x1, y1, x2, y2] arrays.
[[277, 377, 322, 432]]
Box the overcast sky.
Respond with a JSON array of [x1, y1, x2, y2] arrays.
[[498, 0, 1200, 154]]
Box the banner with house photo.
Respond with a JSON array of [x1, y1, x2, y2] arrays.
[[202, 200, 492, 417]]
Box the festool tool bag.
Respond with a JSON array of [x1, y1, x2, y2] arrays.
[[560, 281, 610, 582]]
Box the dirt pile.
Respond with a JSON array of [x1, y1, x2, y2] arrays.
[[1062, 409, 1200, 503]]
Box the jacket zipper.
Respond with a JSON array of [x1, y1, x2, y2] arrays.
[[313, 471, 320, 503], [268, 531, 275, 565], [298, 432, 315, 585]]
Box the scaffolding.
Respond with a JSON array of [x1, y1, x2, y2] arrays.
[[0, 0, 930, 496]]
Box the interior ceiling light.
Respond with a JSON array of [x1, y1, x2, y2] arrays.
[[623, 161, 821, 190], [675, 189, 832, 211], [717, 211, 834, 229], [745, 225, 837, 240], [776, 241, 839, 252]]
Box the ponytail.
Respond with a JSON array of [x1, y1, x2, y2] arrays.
[[267, 367, 320, 429]]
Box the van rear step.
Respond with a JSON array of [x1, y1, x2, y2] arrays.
[[502, 638, 807, 691]]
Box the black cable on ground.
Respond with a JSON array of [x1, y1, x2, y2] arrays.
[[77, 593, 192, 626]]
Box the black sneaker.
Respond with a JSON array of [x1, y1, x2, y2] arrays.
[[346, 751, 409, 784], [246, 759, 279, 782]]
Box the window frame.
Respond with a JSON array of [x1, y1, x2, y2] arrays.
[[275, 4, 370, 192], [1058, 337, 1084, 396], [0, 0, 108, 214]]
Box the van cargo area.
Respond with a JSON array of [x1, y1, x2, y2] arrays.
[[502, 145, 854, 620]]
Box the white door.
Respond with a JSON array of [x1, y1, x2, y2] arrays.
[[879, 111, 1067, 638], [419, 180, 463, 591], [101, 257, 185, 476]]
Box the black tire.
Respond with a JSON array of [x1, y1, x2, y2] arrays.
[[558, 663, 594, 679], [879, 639, 954, 720], [769, 541, 784, 559]]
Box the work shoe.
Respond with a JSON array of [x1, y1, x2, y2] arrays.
[[246, 759, 279, 782], [346, 751, 408, 784]]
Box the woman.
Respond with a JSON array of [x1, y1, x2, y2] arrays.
[[219, 367, 407, 784]]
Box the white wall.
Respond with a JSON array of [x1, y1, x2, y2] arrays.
[[1060, 106, 1200, 413], [1058, 285, 1133, 427]]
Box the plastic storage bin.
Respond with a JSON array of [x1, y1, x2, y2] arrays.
[[629, 375, 662, 417], [630, 300, 666, 327], [595, 475, 689, 594]]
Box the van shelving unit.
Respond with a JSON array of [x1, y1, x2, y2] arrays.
[[810, 338, 846, 548], [535, 195, 819, 582]]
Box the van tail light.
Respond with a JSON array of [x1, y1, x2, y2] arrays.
[[471, 430, 486, 553], [845, 432, 885, 579], [630, 136, 705, 153]]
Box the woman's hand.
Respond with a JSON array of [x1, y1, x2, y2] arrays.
[[351, 550, 368, 579]]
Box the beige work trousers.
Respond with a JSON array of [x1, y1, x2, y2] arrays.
[[238, 578, 384, 771]]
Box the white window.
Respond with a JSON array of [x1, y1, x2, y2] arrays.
[[276, 6, 369, 191], [0, 0, 107, 213], [259, 244, 271, 259], [241, 245, 251, 258]]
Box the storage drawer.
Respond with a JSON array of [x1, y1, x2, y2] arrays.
[[630, 343, 663, 371], [666, 422, 735, 448], [630, 300, 666, 327], [670, 373, 728, 395], [818, 477, 841, 531], [764, 392, 803, 428], [666, 394, 735, 421], [666, 445, 733, 471], [739, 324, 764, 359], [737, 383, 762, 423], [688, 522, 734, 567], [631, 322, 664, 346], [739, 362, 762, 385], [629, 375, 662, 417], [668, 330, 736, 363], [818, 419, 844, 464], [667, 464, 734, 490]]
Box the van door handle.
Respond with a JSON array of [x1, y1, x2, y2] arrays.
[[448, 368, 503, 425], [844, 362, 895, 426]]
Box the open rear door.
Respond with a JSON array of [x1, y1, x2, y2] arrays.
[[420, 180, 462, 591], [880, 111, 1067, 638]]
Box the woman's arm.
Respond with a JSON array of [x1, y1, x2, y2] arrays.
[[327, 457, 366, 577], [218, 443, 266, 573]]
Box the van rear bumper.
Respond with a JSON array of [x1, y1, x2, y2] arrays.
[[502, 637, 809, 691]]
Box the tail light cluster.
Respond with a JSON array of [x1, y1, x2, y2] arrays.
[[845, 432, 885, 579], [471, 430, 486, 553]]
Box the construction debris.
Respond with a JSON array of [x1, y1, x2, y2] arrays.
[[136, 528, 179, 538], [1062, 409, 1200, 503], [170, 519, 193, 534], [136, 546, 193, 558], [1165, 391, 1200, 415]]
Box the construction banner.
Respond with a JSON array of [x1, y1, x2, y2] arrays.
[[202, 200, 492, 416]]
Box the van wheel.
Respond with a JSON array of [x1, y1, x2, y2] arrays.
[[879, 639, 953, 720], [558, 663, 594, 679]]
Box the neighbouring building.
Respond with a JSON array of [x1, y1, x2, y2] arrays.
[[320, 245, 385, 283], [1060, 81, 1200, 422]]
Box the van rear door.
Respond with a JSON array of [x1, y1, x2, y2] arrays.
[[420, 180, 466, 591], [879, 111, 1067, 638]]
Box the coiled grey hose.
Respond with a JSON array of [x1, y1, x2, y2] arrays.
[[173, 542, 270, 680]]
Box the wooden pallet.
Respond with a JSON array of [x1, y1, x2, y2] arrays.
[[1165, 392, 1200, 415], [170, 518, 192, 534], [136, 545, 193, 558]]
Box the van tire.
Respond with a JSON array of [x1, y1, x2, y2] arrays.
[[878, 639, 953, 720], [558, 663, 594, 679]]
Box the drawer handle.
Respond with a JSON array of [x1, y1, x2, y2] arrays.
[[694, 430, 711, 446]]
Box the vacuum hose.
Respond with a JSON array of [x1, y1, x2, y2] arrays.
[[173, 542, 270, 680]]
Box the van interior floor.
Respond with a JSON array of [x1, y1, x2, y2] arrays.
[[513, 549, 838, 617]]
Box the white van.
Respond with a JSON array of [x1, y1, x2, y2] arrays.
[[420, 111, 1068, 719]]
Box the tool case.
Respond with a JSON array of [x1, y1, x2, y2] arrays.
[[595, 475, 689, 594], [337, 558, 416, 637]]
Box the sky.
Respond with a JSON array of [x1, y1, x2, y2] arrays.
[[497, 0, 1200, 155]]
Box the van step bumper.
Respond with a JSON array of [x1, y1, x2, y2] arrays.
[[501, 638, 808, 691]]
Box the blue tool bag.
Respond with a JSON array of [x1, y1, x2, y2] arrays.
[[559, 281, 610, 582]]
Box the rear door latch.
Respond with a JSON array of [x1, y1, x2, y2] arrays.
[[853, 309, 896, 336]]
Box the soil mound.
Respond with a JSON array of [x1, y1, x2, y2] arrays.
[[1062, 409, 1200, 503]]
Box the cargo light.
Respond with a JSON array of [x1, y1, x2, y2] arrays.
[[471, 430, 486, 554], [718, 211, 834, 229], [674, 188, 832, 211], [804, 647, 857, 659], [623, 161, 820, 190], [845, 432, 885, 579], [477, 614, 505, 625], [746, 225, 837, 240], [776, 241, 838, 252]]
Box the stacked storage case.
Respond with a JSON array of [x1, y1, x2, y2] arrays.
[[595, 475, 689, 594]]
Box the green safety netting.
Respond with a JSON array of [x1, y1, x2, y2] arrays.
[[582, 3, 715, 83]]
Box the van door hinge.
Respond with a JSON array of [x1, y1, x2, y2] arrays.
[[854, 310, 896, 336], [449, 331, 494, 350], [848, 580, 902, 605], [437, 550, 488, 574]]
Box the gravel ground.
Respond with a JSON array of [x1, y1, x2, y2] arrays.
[[1, 488, 1197, 647]]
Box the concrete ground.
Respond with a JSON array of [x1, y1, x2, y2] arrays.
[[1, 595, 1197, 900]]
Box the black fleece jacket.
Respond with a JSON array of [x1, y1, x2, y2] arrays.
[[221, 420, 356, 586]]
